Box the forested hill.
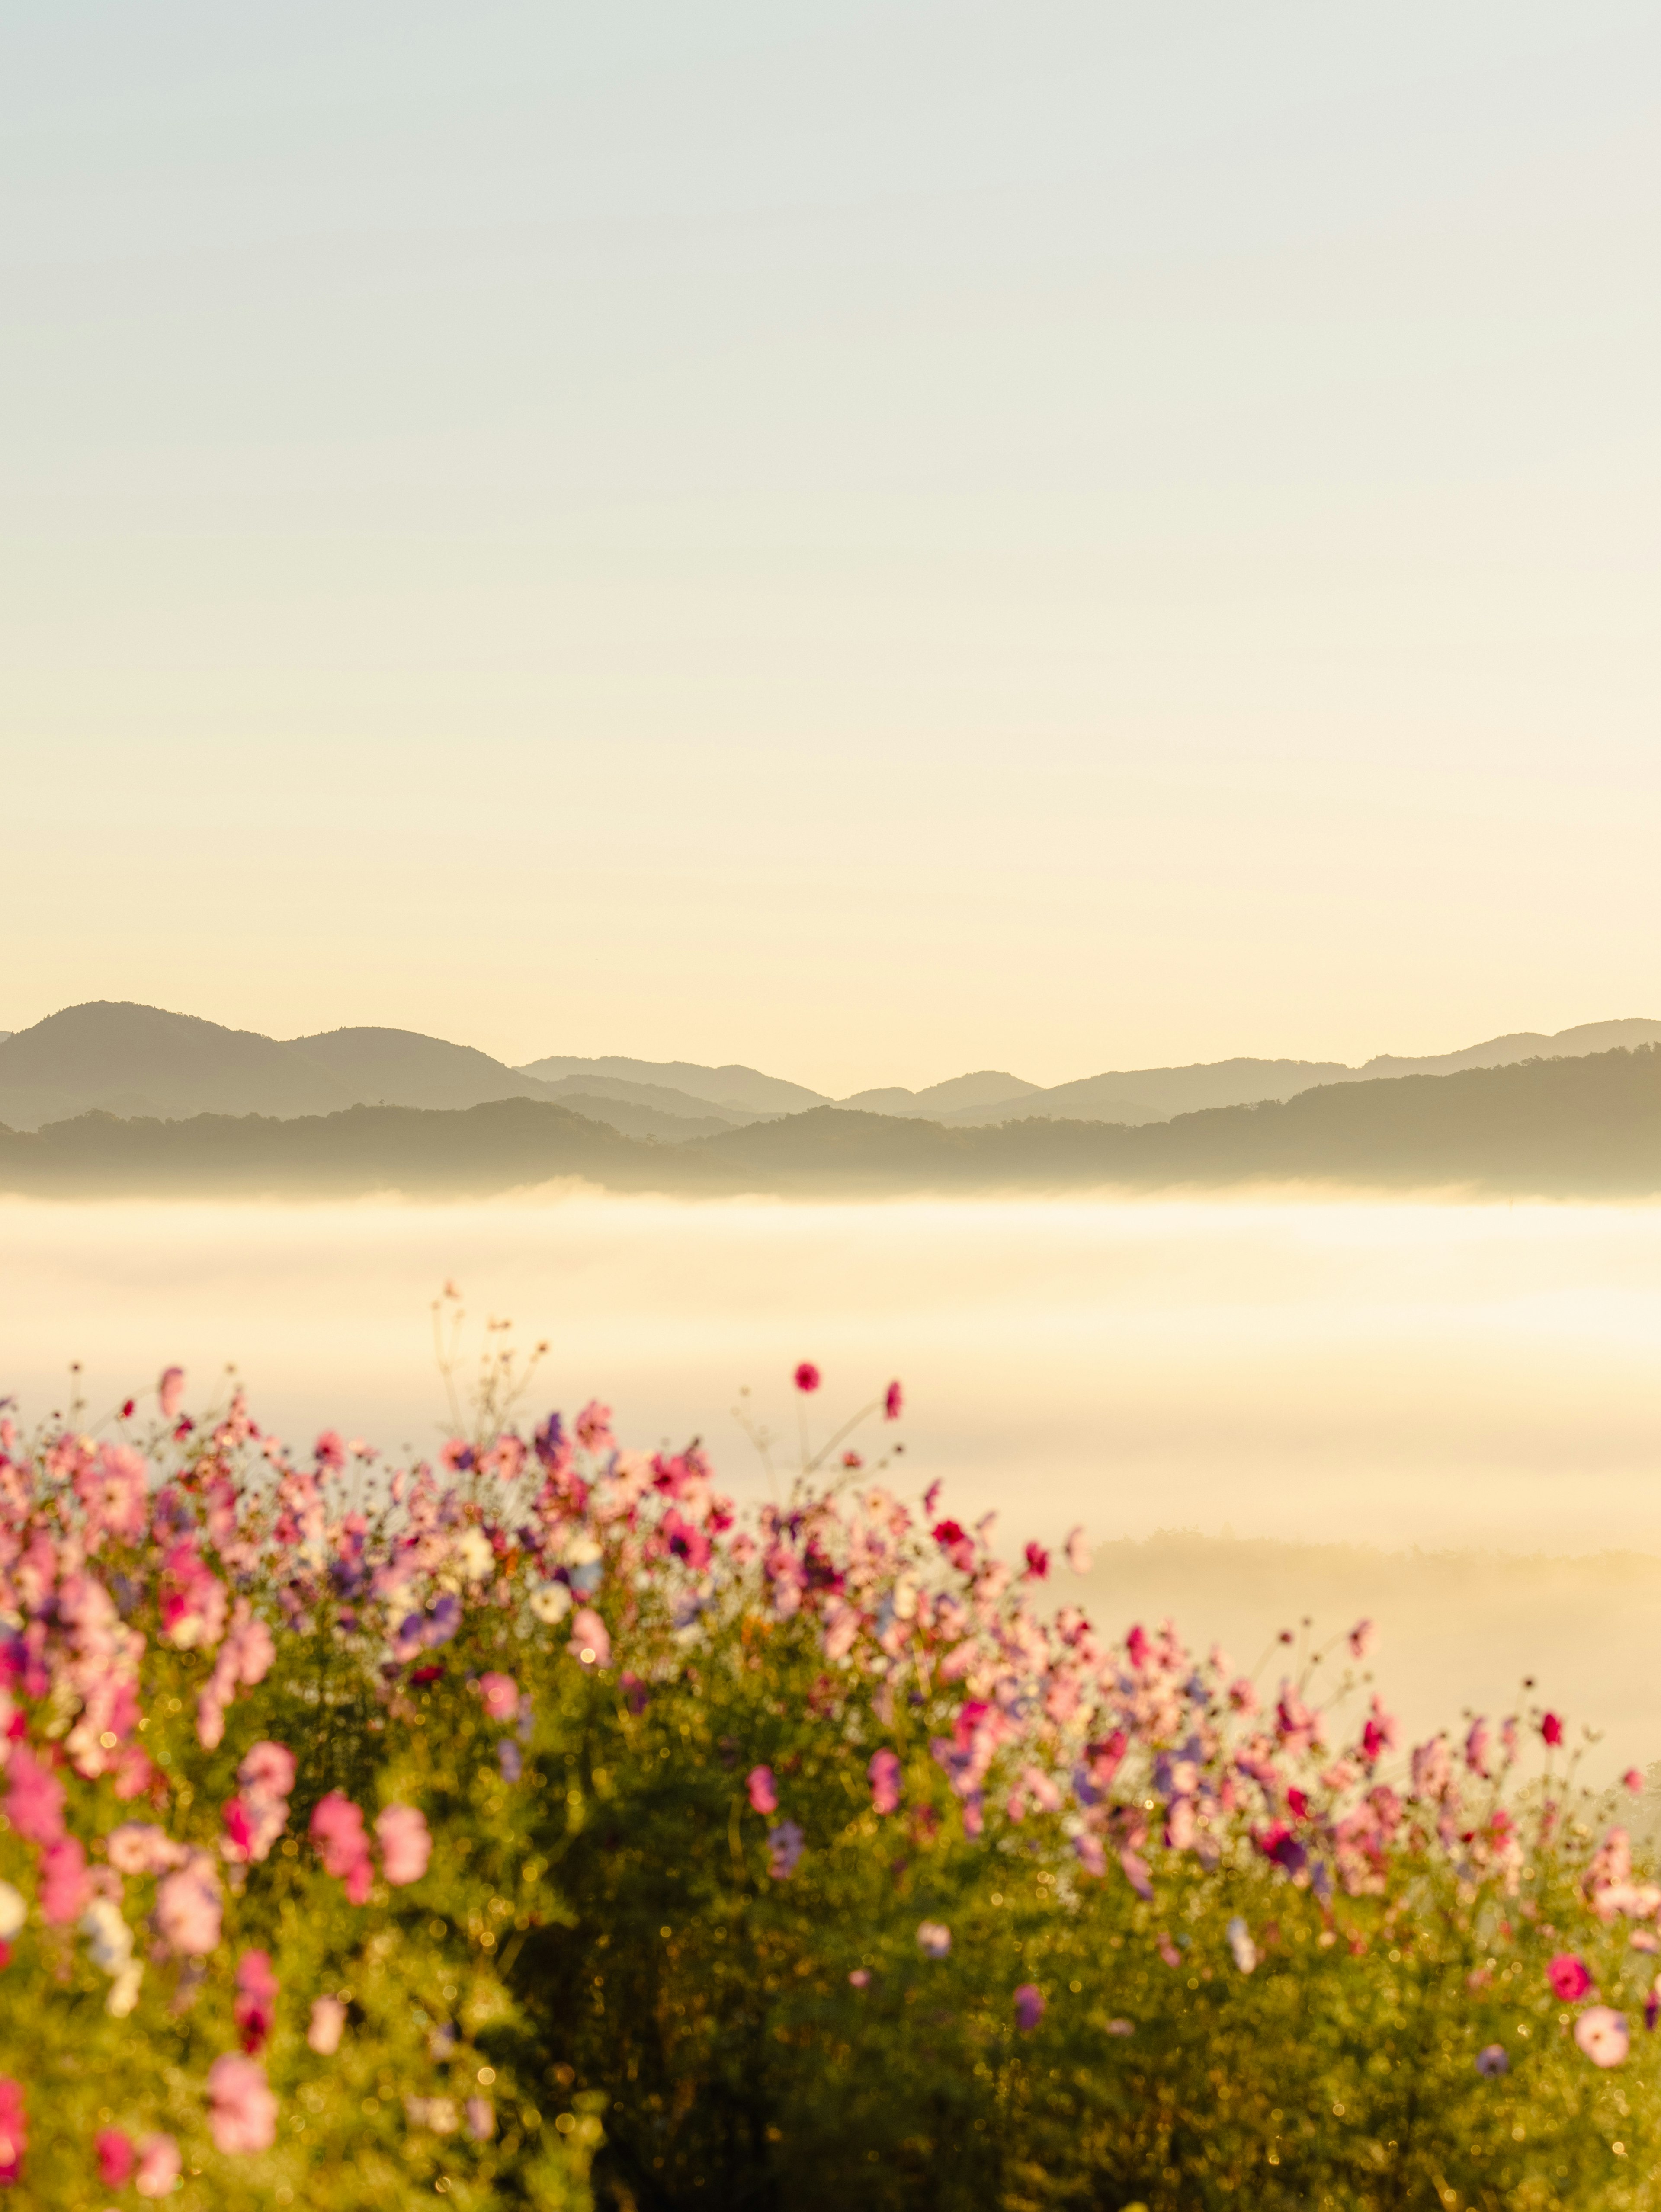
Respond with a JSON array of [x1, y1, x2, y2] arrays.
[[2, 1044, 1659, 1200]]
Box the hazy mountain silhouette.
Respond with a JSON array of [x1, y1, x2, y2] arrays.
[[530, 1072, 763, 1128], [840, 1071, 1041, 1115], [0, 1003, 356, 1129], [5, 1044, 1661, 1201], [516, 1053, 823, 1116]]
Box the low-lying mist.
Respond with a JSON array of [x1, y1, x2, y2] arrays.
[[3, 1189, 1659, 1774]]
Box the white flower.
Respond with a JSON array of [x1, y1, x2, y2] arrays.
[[81, 1897, 135, 1974], [916, 1920, 952, 1959], [1226, 1916, 1257, 1975], [106, 1960, 144, 2017], [564, 1535, 602, 1568], [891, 1579, 919, 1622], [529, 1584, 572, 1625], [454, 1528, 493, 1583], [0, 1882, 26, 1942]]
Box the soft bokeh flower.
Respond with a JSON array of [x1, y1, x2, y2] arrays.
[[234, 1950, 279, 2054], [1575, 2007, 1629, 2068], [1541, 1711, 1565, 1748], [916, 1921, 952, 1959], [1625, 1767, 1645, 1795], [478, 1670, 520, 1722], [310, 1793, 373, 1905], [1063, 1525, 1092, 1575], [0, 2080, 25, 2186], [793, 1362, 821, 1393], [884, 1380, 903, 1421], [1548, 1953, 1593, 2001], [747, 1766, 778, 1816], [0, 1884, 25, 1943], [1226, 1917, 1258, 1975], [571, 1607, 611, 1668], [96, 2128, 135, 2186], [1013, 1983, 1045, 2033], [1348, 1618, 1376, 1660], [308, 1996, 347, 2056], [158, 1366, 185, 1420], [38, 1835, 90, 1925], [207, 2054, 278, 2154], [107, 1822, 186, 1876], [530, 1582, 572, 1624], [375, 1803, 432, 1886], [466, 2096, 496, 2140], [767, 1821, 805, 1880], [135, 2133, 181, 2199], [869, 1748, 902, 1816], [156, 1851, 222, 1954], [849, 1968, 871, 1988], [1475, 2044, 1510, 2077]]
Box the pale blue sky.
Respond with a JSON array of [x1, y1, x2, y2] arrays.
[[4, 2, 1657, 1090]]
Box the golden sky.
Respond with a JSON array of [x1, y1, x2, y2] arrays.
[[6, 3, 1657, 1093]]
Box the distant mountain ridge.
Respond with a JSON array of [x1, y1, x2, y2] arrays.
[[6, 1044, 1661, 1201], [3, 1000, 1659, 1143]]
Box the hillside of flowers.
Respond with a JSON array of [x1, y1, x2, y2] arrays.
[[3, 1316, 1660, 2211]]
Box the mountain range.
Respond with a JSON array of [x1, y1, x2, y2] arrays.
[[3, 1000, 1658, 1141]]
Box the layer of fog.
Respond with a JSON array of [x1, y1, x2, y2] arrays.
[[3, 1192, 1659, 1776]]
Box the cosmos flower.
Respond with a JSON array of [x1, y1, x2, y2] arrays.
[[376, 1804, 432, 1886], [884, 1381, 903, 1421], [135, 2134, 181, 2199], [1013, 1983, 1045, 2033], [1226, 1917, 1258, 1974], [308, 1996, 347, 2056], [158, 1367, 185, 1420], [1475, 2045, 1509, 2077], [869, 1748, 902, 1816], [794, 1362, 821, 1394], [1547, 1953, 1593, 2002], [767, 1821, 805, 1880], [207, 2054, 278, 2154], [1574, 2007, 1629, 2069], [747, 1766, 778, 1815], [916, 1921, 952, 1959], [96, 2129, 135, 2186]]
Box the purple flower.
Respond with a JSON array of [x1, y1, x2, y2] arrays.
[[767, 1821, 805, 1880], [1475, 2044, 1509, 2078], [1013, 1983, 1045, 2033]]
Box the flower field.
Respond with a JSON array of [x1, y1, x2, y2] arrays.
[[2, 1326, 1659, 2211]]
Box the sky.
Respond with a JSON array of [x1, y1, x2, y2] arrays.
[[5, 1, 1658, 1095]]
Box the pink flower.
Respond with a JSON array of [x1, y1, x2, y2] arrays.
[[207, 2053, 278, 2154], [5, 1746, 65, 1846], [158, 1367, 185, 1420], [747, 1766, 778, 1816], [38, 1835, 90, 1925], [314, 1430, 347, 1470], [0, 2079, 25, 2186], [375, 1804, 432, 1887], [1013, 1982, 1045, 2033], [1063, 1525, 1091, 1575], [884, 1380, 903, 1421], [1022, 1542, 1049, 1581], [234, 1950, 278, 2054], [96, 2127, 135, 2186], [570, 1607, 611, 1669], [767, 1821, 805, 1879], [107, 1823, 186, 1877], [1541, 1711, 1564, 1748], [135, 2133, 181, 2199], [916, 1920, 952, 1959], [1548, 1953, 1593, 2001], [155, 1851, 222, 1955], [1348, 1618, 1376, 1661], [466, 2096, 495, 2141], [478, 1671, 520, 1723], [1575, 2006, 1629, 2069], [849, 1968, 871, 1988], [308, 1995, 347, 2055], [1626, 1767, 1645, 1796], [574, 1400, 614, 1453], [1465, 1719, 1490, 1778], [310, 1793, 373, 1905], [793, 1362, 821, 1394], [869, 1748, 902, 1816]]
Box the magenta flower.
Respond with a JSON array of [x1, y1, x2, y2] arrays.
[[96, 2128, 135, 2186], [234, 1950, 278, 2055], [747, 1765, 779, 1815], [375, 1804, 432, 1887], [1548, 1953, 1593, 2001], [158, 1366, 185, 1420], [1348, 1618, 1376, 1661], [135, 2133, 181, 2199], [793, 1362, 821, 1394], [1574, 2006, 1629, 2069], [574, 1399, 615, 1453], [1013, 1983, 1045, 2033], [1475, 2044, 1509, 2077], [308, 1995, 347, 2056], [884, 1380, 903, 1421], [767, 1821, 805, 1880], [1541, 1711, 1565, 1748], [310, 1792, 373, 1905], [1023, 1542, 1049, 1581], [1625, 1767, 1645, 1795], [478, 1671, 520, 1723], [0, 2080, 25, 2186], [869, 1748, 902, 1816], [207, 2053, 278, 2154]]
